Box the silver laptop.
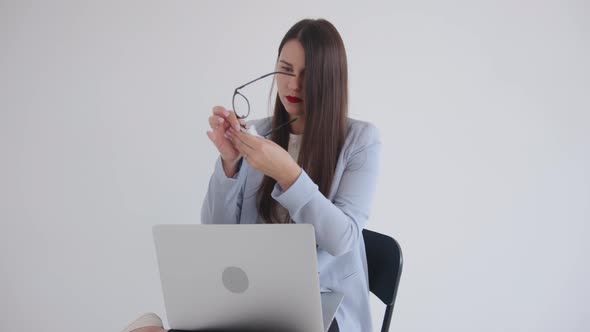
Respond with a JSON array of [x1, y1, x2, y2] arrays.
[[153, 224, 343, 332]]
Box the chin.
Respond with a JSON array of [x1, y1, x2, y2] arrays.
[[286, 108, 302, 118], [284, 106, 296, 114], [282, 103, 300, 115]]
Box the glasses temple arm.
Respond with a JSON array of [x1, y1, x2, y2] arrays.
[[262, 117, 298, 137], [236, 71, 295, 90]]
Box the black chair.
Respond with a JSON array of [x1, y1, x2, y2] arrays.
[[362, 229, 403, 332]]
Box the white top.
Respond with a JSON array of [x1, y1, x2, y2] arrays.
[[257, 133, 302, 224], [287, 133, 302, 161]]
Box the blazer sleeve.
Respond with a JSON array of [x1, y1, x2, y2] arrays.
[[200, 156, 246, 224], [271, 124, 381, 256]]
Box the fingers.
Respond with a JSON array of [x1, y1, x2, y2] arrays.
[[225, 112, 242, 131], [233, 127, 265, 147], [226, 127, 255, 155], [206, 130, 216, 143], [211, 106, 244, 131], [208, 114, 225, 129], [212, 105, 230, 117], [210, 106, 230, 130]]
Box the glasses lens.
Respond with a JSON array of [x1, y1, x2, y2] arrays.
[[233, 93, 249, 119]]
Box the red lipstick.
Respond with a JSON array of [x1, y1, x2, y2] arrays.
[[286, 96, 302, 103]]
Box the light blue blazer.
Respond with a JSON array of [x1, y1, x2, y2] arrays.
[[201, 117, 381, 332]]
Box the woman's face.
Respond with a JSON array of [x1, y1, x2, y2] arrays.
[[276, 39, 305, 118]]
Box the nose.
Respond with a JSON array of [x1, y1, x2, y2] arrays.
[[287, 74, 303, 92]]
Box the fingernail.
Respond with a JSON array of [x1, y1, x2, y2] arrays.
[[218, 118, 224, 123], [223, 110, 229, 116]]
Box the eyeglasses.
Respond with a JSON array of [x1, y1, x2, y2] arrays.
[[233, 71, 298, 137]]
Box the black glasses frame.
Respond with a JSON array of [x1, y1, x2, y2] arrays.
[[232, 71, 298, 137]]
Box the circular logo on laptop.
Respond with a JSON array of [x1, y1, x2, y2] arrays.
[[222, 266, 249, 293]]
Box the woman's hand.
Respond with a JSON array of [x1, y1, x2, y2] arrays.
[[226, 127, 302, 190], [206, 106, 245, 176]]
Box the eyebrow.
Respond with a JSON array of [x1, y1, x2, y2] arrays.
[[279, 60, 304, 71]]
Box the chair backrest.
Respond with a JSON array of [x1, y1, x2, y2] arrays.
[[362, 229, 403, 331]]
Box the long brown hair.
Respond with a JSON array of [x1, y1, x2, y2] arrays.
[[257, 19, 349, 224]]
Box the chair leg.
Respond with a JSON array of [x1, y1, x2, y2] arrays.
[[381, 304, 393, 332]]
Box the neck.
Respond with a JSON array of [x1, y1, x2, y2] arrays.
[[289, 115, 304, 135]]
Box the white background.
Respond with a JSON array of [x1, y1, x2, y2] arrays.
[[1, 1, 588, 331]]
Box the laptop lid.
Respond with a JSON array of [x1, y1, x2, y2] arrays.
[[153, 224, 328, 332]]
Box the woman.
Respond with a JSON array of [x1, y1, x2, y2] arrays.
[[122, 18, 380, 332]]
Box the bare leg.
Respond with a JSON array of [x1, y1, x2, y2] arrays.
[[121, 313, 165, 332], [130, 328, 167, 332]]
